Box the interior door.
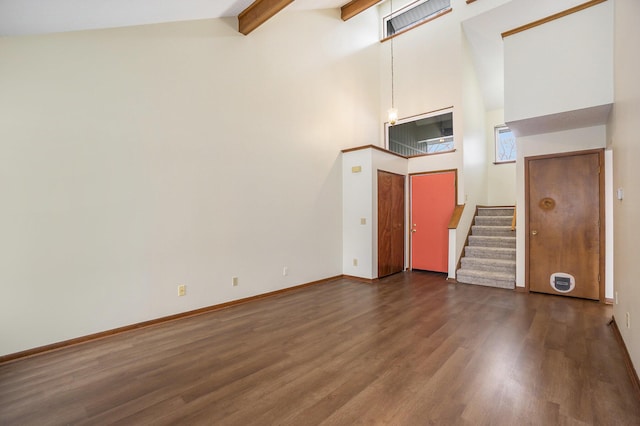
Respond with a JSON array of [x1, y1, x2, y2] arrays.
[[527, 151, 603, 300], [378, 171, 405, 278], [410, 171, 456, 272]]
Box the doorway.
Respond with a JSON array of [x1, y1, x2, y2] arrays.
[[525, 150, 604, 300], [410, 171, 456, 273], [377, 170, 405, 278]]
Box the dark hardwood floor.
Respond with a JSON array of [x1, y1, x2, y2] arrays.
[[1, 272, 639, 425]]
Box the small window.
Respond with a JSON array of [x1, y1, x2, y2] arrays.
[[386, 109, 454, 157], [384, 0, 452, 38], [495, 125, 516, 163]]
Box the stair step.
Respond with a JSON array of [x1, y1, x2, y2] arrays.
[[468, 236, 516, 248], [456, 269, 515, 289], [461, 257, 516, 274], [475, 216, 513, 226], [471, 225, 515, 237], [468, 235, 516, 248], [457, 206, 516, 290], [477, 207, 515, 217], [464, 246, 516, 260]]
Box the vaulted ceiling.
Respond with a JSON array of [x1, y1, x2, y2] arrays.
[[0, 0, 593, 112], [0, 0, 383, 37]]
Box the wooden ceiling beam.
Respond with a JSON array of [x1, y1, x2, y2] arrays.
[[238, 0, 294, 35], [341, 0, 382, 21]]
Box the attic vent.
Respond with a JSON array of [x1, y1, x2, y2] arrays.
[[384, 0, 451, 38]]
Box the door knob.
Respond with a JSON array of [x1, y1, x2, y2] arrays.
[[532, 230, 538, 236], [411, 229, 417, 233]]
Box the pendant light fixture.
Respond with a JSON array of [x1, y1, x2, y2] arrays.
[[387, 0, 398, 125]]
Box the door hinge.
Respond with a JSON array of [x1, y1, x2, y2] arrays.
[[598, 274, 601, 283]]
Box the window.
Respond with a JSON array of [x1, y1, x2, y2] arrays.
[[495, 125, 516, 163], [386, 109, 454, 157], [384, 0, 452, 38]]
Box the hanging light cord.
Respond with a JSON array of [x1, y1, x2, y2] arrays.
[[390, 0, 395, 110]]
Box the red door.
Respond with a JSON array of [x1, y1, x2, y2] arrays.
[[411, 171, 456, 272]]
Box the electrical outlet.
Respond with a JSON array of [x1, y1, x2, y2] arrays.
[[615, 291, 619, 305], [626, 312, 631, 329], [353, 258, 358, 267], [178, 284, 186, 297], [232, 276, 238, 287], [283, 266, 288, 276]]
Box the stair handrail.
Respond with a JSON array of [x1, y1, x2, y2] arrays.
[[511, 206, 517, 231], [448, 204, 465, 229]]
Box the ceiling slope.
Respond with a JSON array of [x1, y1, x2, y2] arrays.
[[239, 0, 294, 35], [341, 0, 383, 21]]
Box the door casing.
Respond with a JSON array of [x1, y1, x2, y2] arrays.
[[377, 170, 406, 278], [524, 149, 605, 301], [409, 170, 457, 273]]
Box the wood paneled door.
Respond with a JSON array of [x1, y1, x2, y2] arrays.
[[410, 171, 456, 273], [526, 150, 604, 301], [378, 170, 405, 278]]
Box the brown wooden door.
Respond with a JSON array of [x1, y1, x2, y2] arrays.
[[378, 171, 405, 278], [526, 151, 603, 300], [410, 171, 456, 272]]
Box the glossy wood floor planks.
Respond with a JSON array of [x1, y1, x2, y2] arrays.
[[1, 272, 639, 425]]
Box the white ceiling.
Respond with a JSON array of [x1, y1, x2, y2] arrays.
[[0, 0, 347, 37]]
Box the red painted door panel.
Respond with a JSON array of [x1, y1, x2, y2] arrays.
[[411, 172, 455, 272]]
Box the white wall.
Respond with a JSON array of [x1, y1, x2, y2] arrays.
[[379, 1, 464, 147], [0, 9, 381, 356], [342, 147, 408, 279], [504, 1, 614, 299], [486, 109, 516, 206], [514, 126, 607, 288], [458, 32, 489, 267], [504, 0, 614, 123], [342, 149, 374, 279], [377, 0, 507, 273], [609, 0, 640, 379]]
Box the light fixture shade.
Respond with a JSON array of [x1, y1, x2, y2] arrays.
[[388, 107, 398, 125]]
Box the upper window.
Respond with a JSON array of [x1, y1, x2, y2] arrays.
[[495, 125, 516, 163], [386, 109, 454, 157], [384, 0, 452, 38]]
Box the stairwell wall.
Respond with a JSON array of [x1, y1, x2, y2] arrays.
[[486, 109, 516, 206]]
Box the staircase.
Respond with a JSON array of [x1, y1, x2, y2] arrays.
[[456, 207, 516, 289]]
